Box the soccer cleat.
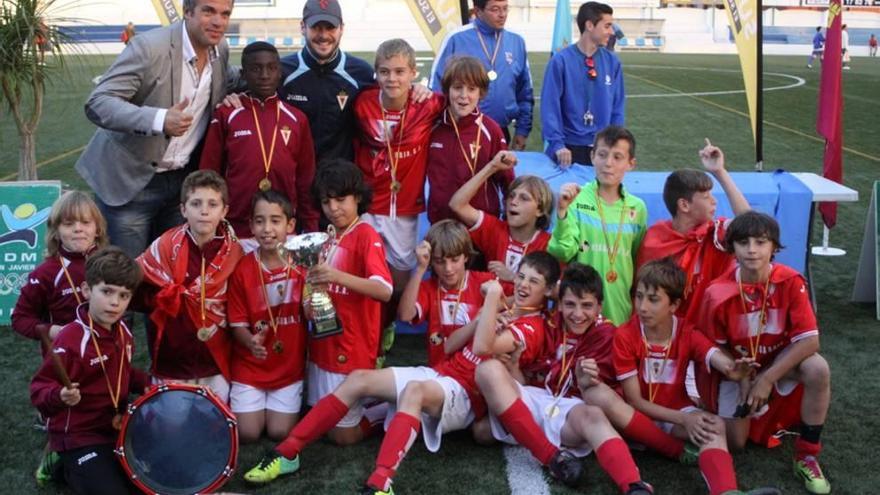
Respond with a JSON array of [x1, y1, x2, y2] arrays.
[[243, 451, 300, 484], [547, 449, 582, 487], [359, 485, 394, 495], [381, 323, 396, 353], [34, 450, 61, 486], [807, 64, 812, 68], [626, 481, 654, 495], [794, 456, 831, 494], [678, 441, 699, 466]]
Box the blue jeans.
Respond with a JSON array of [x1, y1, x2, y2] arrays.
[[97, 169, 186, 259]]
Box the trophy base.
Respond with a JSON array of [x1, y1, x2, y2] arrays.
[[312, 315, 343, 339]]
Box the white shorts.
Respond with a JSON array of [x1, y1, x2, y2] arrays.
[[717, 351, 799, 419], [386, 366, 475, 453], [361, 213, 418, 271], [152, 374, 230, 404], [307, 362, 364, 428], [489, 384, 592, 457], [654, 406, 702, 434], [230, 381, 304, 414]]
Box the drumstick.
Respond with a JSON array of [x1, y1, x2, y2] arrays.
[[39, 327, 73, 389]]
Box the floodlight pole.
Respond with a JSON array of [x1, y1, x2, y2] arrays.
[[755, 0, 764, 172]]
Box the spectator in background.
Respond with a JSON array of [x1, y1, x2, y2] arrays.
[[121, 22, 136, 45], [430, 0, 534, 150], [870, 34, 877, 57], [807, 26, 824, 69], [842, 24, 851, 70]]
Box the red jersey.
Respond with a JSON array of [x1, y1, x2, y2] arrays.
[[426, 110, 512, 224], [352, 87, 445, 216], [701, 264, 817, 368], [523, 311, 617, 397], [30, 305, 149, 452], [413, 270, 493, 367], [227, 252, 308, 389], [613, 315, 716, 411], [636, 218, 734, 321], [435, 312, 546, 418], [470, 211, 551, 273], [12, 246, 92, 348], [309, 221, 393, 373], [200, 93, 319, 235]]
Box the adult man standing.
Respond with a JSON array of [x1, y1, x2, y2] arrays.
[[75, 0, 235, 258], [430, 0, 534, 150], [541, 1, 624, 167], [279, 0, 374, 164]]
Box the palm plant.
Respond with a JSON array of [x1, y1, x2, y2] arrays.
[[0, 0, 74, 180]]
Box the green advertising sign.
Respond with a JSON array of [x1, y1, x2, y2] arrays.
[[0, 181, 62, 325]]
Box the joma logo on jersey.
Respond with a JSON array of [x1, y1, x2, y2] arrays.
[[233, 130, 253, 138], [89, 354, 109, 366]]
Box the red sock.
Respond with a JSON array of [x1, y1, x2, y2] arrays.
[[794, 438, 822, 460], [698, 448, 738, 495], [622, 411, 685, 459], [276, 394, 349, 458], [497, 398, 558, 465], [366, 412, 421, 492], [595, 437, 642, 493]]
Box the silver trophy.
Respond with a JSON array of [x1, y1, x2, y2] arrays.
[[283, 232, 342, 338]]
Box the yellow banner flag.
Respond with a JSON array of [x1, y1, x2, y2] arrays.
[[722, 0, 758, 143], [151, 0, 182, 26], [405, 0, 464, 54]]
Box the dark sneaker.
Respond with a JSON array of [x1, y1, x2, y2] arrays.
[[626, 481, 654, 495], [547, 449, 582, 487]]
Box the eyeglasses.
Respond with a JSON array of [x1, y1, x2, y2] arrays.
[[585, 56, 597, 80], [484, 6, 509, 15]]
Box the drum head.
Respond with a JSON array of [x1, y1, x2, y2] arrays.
[[120, 387, 235, 494]]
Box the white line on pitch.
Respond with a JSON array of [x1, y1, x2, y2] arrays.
[[504, 445, 550, 495]]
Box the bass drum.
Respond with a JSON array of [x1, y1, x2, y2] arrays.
[[116, 383, 238, 494]]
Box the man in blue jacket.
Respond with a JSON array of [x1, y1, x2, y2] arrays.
[[541, 1, 625, 167], [430, 0, 533, 150]]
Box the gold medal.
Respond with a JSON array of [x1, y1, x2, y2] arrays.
[[487, 70, 498, 81], [273, 340, 284, 354], [606, 270, 618, 283], [197, 327, 212, 341], [259, 177, 272, 191], [111, 412, 123, 431], [390, 180, 401, 193]]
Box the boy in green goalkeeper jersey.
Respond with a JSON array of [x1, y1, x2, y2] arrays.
[[548, 125, 647, 325]]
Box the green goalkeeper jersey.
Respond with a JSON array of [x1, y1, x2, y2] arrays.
[[548, 180, 647, 325]]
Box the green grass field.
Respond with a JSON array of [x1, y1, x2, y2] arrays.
[[1, 50, 879, 494]]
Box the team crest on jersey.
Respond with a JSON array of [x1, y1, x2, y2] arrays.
[[605, 75, 612, 86], [280, 125, 292, 145], [469, 143, 480, 160], [429, 332, 443, 346], [628, 208, 636, 220], [505, 51, 513, 64], [580, 240, 590, 253], [374, 119, 399, 142], [337, 90, 349, 110]]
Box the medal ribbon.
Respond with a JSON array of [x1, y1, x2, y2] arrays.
[[256, 250, 295, 345], [476, 28, 503, 73], [251, 99, 281, 186], [60, 256, 82, 305], [86, 315, 125, 416], [642, 322, 674, 403], [448, 110, 483, 176], [595, 183, 627, 281], [381, 103, 407, 221], [737, 270, 772, 360], [199, 255, 207, 333]]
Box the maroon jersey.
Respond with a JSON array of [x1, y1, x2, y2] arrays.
[[523, 311, 617, 397], [413, 270, 493, 367], [30, 305, 148, 452], [227, 252, 308, 389], [613, 315, 716, 411], [12, 246, 92, 348], [426, 110, 512, 223], [352, 87, 445, 216], [200, 93, 318, 234]]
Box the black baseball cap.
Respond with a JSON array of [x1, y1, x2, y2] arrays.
[[303, 0, 343, 27]]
